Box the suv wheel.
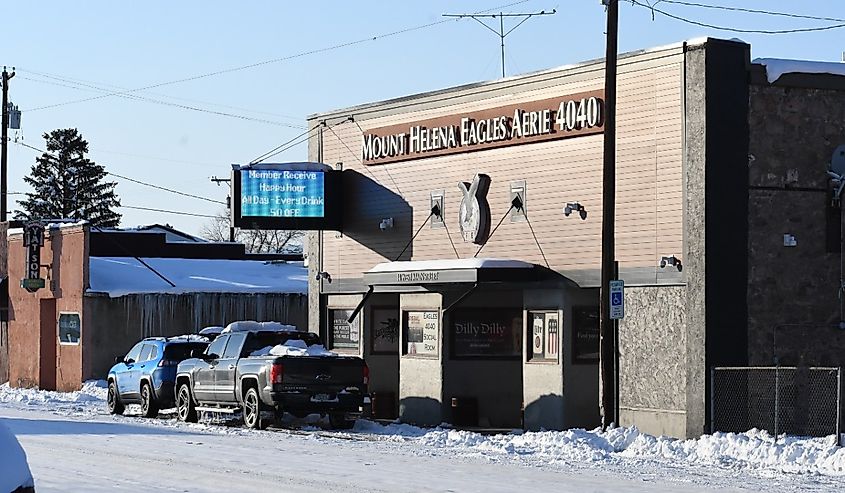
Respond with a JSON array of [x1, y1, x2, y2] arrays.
[[243, 387, 267, 430], [140, 382, 159, 418], [107, 381, 125, 415], [176, 383, 198, 423]]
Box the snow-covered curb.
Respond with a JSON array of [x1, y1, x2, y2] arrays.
[[3, 381, 845, 477]]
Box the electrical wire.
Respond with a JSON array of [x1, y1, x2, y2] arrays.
[[655, 1, 845, 24], [107, 172, 225, 205], [19, 75, 304, 129], [23, 0, 531, 113], [250, 124, 322, 164], [13, 140, 226, 205], [19, 68, 306, 123], [117, 205, 219, 219], [629, 0, 845, 34]]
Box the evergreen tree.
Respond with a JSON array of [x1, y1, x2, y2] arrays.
[[17, 128, 121, 227]]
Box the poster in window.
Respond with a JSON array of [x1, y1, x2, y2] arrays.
[[545, 312, 560, 360], [572, 306, 599, 363], [58, 313, 81, 344], [405, 311, 438, 356], [371, 308, 399, 354], [330, 309, 360, 350], [451, 308, 522, 358], [531, 313, 545, 357]]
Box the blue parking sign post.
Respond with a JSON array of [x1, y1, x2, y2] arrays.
[[609, 280, 624, 320]]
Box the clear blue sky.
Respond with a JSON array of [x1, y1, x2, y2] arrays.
[[5, 0, 844, 235]]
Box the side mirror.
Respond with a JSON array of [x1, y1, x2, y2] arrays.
[[114, 356, 121, 364], [125, 358, 135, 365], [203, 353, 219, 361]]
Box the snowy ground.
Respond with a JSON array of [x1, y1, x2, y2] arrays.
[[1, 382, 844, 492]]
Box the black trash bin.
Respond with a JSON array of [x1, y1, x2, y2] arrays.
[[451, 396, 478, 427], [372, 391, 397, 420]]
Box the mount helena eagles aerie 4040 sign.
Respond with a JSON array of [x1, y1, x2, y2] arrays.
[[361, 90, 604, 165]]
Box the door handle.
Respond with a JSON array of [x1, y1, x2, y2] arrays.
[[228, 365, 236, 370]]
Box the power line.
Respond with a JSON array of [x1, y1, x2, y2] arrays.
[[250, 124, 322, 164], [19, 68, 306, 124], [22, 0, 530, 112], [655, 1, 845, 24], [18, 75, 304, 129], [13, 140, 225, 205], [118, 205, 218, 218], [107, 172, 225, 205], [630, 0, 845, 34]]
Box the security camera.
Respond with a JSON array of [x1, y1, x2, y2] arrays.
[[379, 218, 394, 231], [564, 202, 587, 220], [660, 255, 682, 272]]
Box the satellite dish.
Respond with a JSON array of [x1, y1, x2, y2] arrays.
[[832, 144, 845, 176]]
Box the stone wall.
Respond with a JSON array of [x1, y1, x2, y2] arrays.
[[747, 81, 845, 366]]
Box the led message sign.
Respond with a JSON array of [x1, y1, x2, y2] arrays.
[[232, 163, 342, 231]]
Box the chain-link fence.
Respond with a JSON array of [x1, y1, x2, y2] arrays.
[[711, 367, 842, 440]]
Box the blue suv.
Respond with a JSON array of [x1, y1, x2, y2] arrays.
[[107, 337, 209, 417]]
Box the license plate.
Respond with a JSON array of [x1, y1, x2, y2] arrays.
[[311, 393, 333, 402]]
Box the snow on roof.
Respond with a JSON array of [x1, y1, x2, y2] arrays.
[[199, 326, 224, 336], [368, 258, 534, 273], [221, 321, 299, 333], [754, 58, 845, 83], [87, 257, 308, 297]]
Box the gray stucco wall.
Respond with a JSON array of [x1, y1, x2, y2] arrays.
[[747, 83, 845, 366], [84, 292, 307, 380], [398, 292, 443, 426], [618, 286, 687, 437]]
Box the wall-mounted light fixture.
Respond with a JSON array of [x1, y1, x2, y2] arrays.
[[659, 255, 683, 272], [379, 217, 394, 231], [563, 202, 587, 220], [315, 271, 332, 283]]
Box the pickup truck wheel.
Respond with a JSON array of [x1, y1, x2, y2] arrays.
[[107, 381, 124, 415], [176, 383, 198, 423], [329, 413, 356, 430], [243, 387, 267, 430], [140, 382, 159, 418]]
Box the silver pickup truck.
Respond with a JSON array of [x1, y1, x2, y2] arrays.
[[175, 329, 368, 429]]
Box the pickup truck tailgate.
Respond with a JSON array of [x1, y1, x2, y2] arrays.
[[279, 356, 365, 392]]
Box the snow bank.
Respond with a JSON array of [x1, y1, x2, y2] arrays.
[[88, 257, 308, 297], [0, 419, 34, 492], [0, 380, 108, 418], [353, 421, 845, 476], [222, 321, 298, 333], [754, 58, 845, 83], [3, 383, 845, 478]]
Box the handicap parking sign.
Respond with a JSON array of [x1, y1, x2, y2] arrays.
[[609, 280, 624, 319]]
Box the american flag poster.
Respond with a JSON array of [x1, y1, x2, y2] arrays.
[[545, 312, 559, 358]]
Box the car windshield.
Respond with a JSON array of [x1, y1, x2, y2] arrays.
[[241, 331, 321, 356], [164, 342, 208, 360]]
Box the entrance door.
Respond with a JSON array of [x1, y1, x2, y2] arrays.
[[367, 305, 400, 419], [39, 299, 57, 391]]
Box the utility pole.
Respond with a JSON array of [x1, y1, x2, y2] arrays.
[[210, 176, 234, 242], [599, 0, 619, 430], [443, 10, 556, 78], [1, 67, 16, 222]]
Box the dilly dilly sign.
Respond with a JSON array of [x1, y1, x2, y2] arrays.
[[361, 90, 604, 165], [21, 222, 46, 293]]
